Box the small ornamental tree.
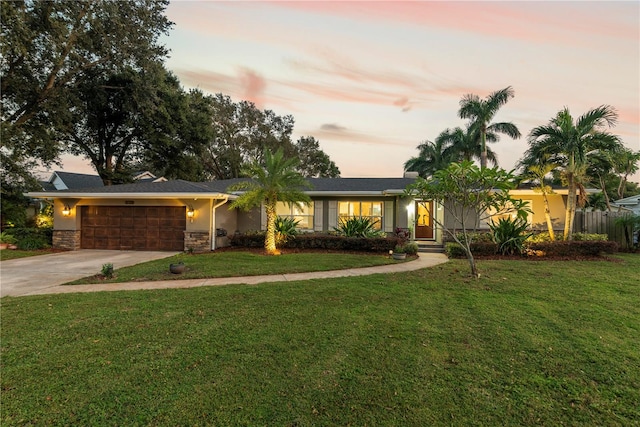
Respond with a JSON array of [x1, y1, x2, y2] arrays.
[[405, 161, 530, 278], [227, 148, 311, 255]]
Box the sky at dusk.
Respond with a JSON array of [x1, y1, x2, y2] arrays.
[[60, 0, 640, 182]]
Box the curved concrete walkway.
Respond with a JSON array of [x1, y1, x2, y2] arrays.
[[10, 253, 449, 297]]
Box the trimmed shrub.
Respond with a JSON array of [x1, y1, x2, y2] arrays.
[[228, 232, 401, 253], [403, 242, 419, 256], [527, 232, 554, 243], [527, 240, 618, 257], [445, 242, 498, 258], [572, 233, 608, 241]]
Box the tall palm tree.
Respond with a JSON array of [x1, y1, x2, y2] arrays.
[[228, 148, 311, 255], [458, 86, 521, 168], [522, 105, 622, 240]]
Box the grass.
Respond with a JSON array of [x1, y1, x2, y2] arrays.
[[0, 249, 56, 261], [2, 254, 639, 426], [67, 250, 404, 284]]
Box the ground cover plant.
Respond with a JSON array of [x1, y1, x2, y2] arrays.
[[66, 251, 401, 284], [2, 254, 638, 426]]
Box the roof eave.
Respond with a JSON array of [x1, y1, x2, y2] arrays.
[[25, 191, 236, 200]]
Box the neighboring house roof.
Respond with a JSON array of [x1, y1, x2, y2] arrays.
[[38, 170, 167, 191], [611, 194, 640, 213], [40, 171, 105, 190]]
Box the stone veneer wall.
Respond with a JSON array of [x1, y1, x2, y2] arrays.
[[53, 230, 81, 250], [184, 231, 211, 253]]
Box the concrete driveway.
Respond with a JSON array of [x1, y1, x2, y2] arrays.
[[0, 250, 178, 297]]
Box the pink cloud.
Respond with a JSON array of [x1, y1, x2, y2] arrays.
[[238, 67, 267, 109], [268, 1, 638, 47]]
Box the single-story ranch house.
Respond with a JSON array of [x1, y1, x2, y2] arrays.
[[27, 172, 579, 252]]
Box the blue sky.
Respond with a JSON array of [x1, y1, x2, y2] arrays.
[[61, 0, 640, 181]]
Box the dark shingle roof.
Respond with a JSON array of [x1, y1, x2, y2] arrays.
[[200, 177, 416, 194], [54, 171, 104, 189], [49, 179, 220, 194], [30, 177, 417, 196]]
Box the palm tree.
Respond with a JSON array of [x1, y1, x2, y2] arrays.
[[440, 126, 499, 166], [613, 148, 640, 200], [522, 105, 622, 240], [228, 148, 311, 255], [404, 137, 453, 178], [527, 163, 557, 241], [458, 86, 521, 168], [404, 126, 500, 178]]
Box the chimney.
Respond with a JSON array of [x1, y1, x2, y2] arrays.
[[404, 171, 419, 179]]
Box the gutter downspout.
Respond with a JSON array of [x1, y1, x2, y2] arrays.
[[211, 197, 229, 250]]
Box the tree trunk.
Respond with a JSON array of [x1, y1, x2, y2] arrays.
[[264, 203, 279, 255], [480, 129, 487, 169], [542, 193, 555, 241], [464, 241, 479, 278], [564, 176, 577, 241]]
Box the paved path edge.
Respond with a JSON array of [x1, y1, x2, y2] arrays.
[[19, 253, 449, 297]]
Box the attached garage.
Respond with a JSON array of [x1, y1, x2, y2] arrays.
[[81, 206, 186, 251]]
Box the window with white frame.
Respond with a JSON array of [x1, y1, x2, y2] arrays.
[[338, 201, 383, 230], [276, 202, 314, 230]]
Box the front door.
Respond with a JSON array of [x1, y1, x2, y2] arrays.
[[415, 200, 434, 239]]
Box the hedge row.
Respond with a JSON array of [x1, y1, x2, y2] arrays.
[[445, 242, 497, 258], [228, 233, 402, 253], [527, 240, 618, 257], [445, 240, 618, 258]]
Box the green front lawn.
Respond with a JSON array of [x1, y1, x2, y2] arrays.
[[2, 255, 639, 426], [67, 250, 403, 284], [0, 249, 57, 261]]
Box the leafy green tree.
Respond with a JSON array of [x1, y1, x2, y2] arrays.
[[293, 136, 340, 178], [458, 86, 521, 168], [54, 64, 187, 185], [197, 94, 338, 180], [228, 149, 311, 255], [1, 0, 172, 186], [133, 86, 214, 183], [199, 94, 295, 180], [405, 161, 529, 278], [521, 105, 623, 240]]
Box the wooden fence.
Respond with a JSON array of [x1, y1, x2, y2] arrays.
[[574, 211, 630, 246]]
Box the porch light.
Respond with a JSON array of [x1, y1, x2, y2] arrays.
[[186, 205, 195, 222], [62, 204, 71, 216]]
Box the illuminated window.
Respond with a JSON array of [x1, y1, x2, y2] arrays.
[[276, 202, 314, 230], [338, 201, 383, 230]]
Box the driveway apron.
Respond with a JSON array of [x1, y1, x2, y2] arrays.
[[0, 250, 178, 297]]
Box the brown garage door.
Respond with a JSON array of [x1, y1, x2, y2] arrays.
[[81, 206, 186, 251]]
